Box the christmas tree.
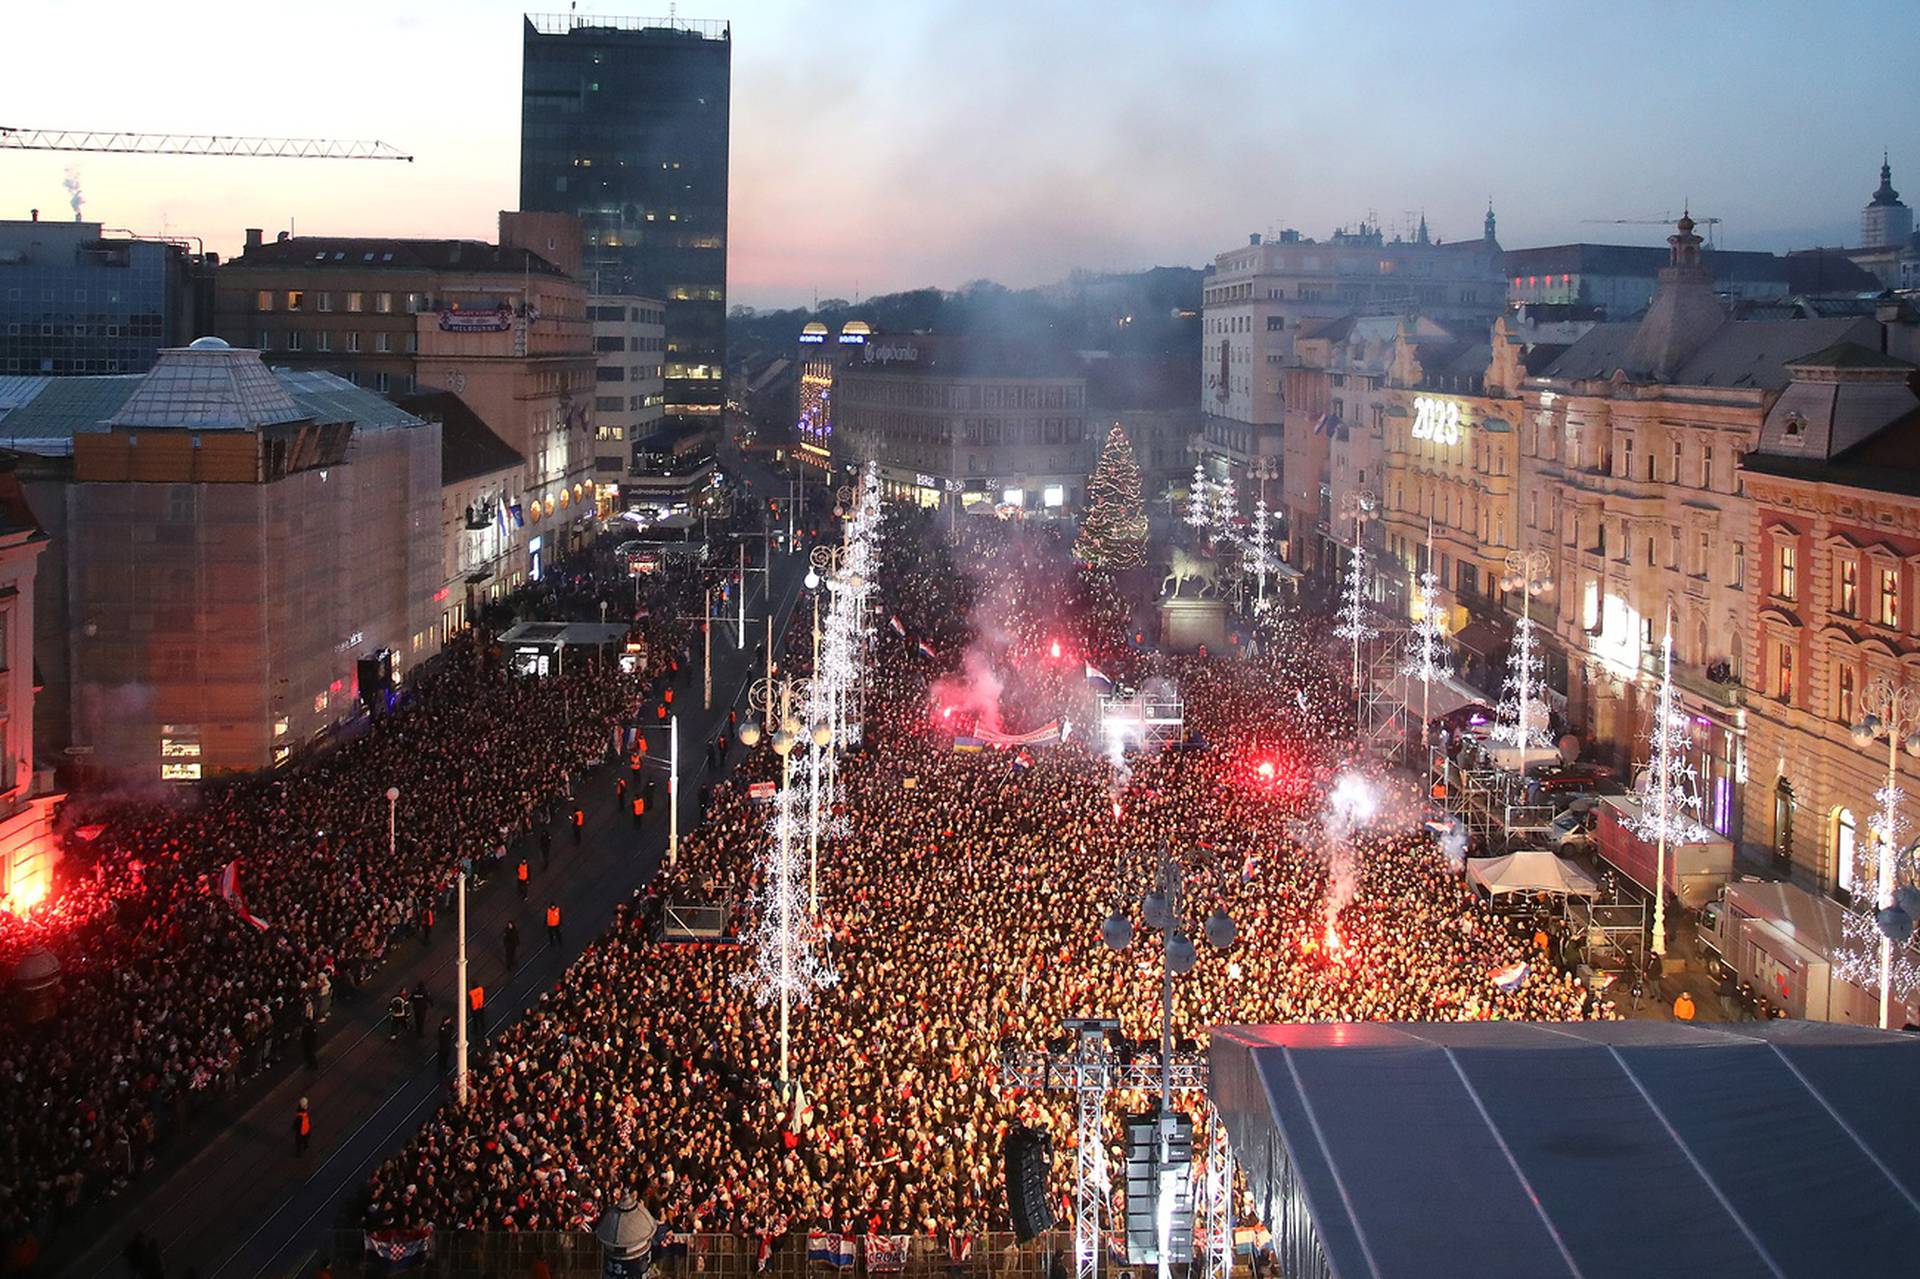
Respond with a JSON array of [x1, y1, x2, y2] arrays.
[[1074, 424, 1149, 568]]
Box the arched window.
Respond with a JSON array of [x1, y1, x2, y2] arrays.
[[1773, 778, 1797, 875], [1834, 808, 1858, 898]]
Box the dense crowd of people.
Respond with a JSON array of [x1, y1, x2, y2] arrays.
[[0, 543, 705, 1245], [361, 511, 1612, 1249]]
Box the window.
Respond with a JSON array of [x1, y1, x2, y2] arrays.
[[374, 372, 390, 393], [1731, 542, 1746, 589], [1835, 807, 1857, 897], [1702, 445, 1715, 490], [1671, 439, 1682, 483], [315, 331, 332, 352], [316, 292, 333, 312], [1776, 642, 1795, 702], [255, 290, 273, 312], [1838, 559, 1859, 616], [345, 332, 362, 353], [1620, 437, 1633, 478], [1775, 542, 1797, 599], [375, 292, 393, 314], [1837, 663, 1857, 725], [1773, 778, 1796, 874], [1878, 566, 1900, 628], [286, 290, 304, 311], [287, 330, 303, 351], [255, 331, 271, 351], [375, 333, 392, 353], [346, 292, 364, 313]]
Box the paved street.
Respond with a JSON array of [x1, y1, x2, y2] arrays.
[[54, 470, 817, 1279]]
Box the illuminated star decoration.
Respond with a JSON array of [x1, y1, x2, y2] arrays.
[[1625, 622, 1710, 847], [1490, 611, 1551, 751]]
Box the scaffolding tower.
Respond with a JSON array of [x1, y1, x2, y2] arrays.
[[1002, 1029, 1230, 1279], [1429, 746, 1558, 850]]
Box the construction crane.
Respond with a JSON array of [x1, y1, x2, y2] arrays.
[[0, 126, 412, 162], [1583, 213, 1721, 248]]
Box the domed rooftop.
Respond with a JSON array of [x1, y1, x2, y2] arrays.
[[840, 320, 872, 336]]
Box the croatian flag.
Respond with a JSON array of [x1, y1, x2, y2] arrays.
[[889, 615, 908, 638], [1012, 749, 1034, 772], [218, 860, 272, 931], [1084, 661, 1114, 691], [809, 1234, 857, 1269], [864, 1236, 908, 1273], [947, 1234, 974, 1267], [1490, 961, 1531, 992], [917, 639, 938, 661], [364, 1225, 434, 1268]]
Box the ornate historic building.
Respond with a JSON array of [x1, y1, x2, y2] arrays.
[[1742, 343, 1920, 890], [1519, 216, 1887, 843]]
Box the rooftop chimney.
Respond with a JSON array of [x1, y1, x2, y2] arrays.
[[244, 227, 263, 251], [275, 230, 290, 243], [29, 209, 38, 222]]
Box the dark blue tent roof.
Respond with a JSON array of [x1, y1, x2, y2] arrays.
[[1209, 1021, 1920, 1279]]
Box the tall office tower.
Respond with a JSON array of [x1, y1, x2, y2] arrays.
[[521, 12, 732, 437]]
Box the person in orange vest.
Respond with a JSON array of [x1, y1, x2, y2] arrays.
[[468, 983, 487, 1040], [571, 807, 585, 847], [655, 702, 668, 722], [545, 902, 563, 947], [663, 686, 674, 706], [419, 900, 435, 946], [293, 1097, 312, 1156], [516, 857, 531, 900], [1673, 990, 1697, 1022], [615, 776, 627, 805], [632, 794, 646, 828]]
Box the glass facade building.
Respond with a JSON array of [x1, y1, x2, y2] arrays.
[[520, 13, 730, 431], [0, 220, 204, 375]]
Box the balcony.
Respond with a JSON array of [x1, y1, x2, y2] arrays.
[[1640, 650, 1745, 710]]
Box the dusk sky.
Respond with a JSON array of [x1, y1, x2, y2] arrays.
[[6, 0, 1914, 310]]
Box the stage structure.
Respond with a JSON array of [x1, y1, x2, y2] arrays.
[[1097, 686, 1186, 755], [1001, 1024, 1231, 1279]]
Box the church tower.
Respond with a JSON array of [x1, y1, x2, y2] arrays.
[[1862, 152, 1913, 249]]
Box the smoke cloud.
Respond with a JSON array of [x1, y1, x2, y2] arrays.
[[1318, 771, 1380, 936], [62, 166, 84, 222]]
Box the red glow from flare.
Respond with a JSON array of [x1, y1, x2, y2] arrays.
[[1256, 760, 1276, 780], [1049, 640, 1063, 659], [1113, 799, 1123, 822], [1324, 923, 1347, 961], [941, 705, 954, 720]]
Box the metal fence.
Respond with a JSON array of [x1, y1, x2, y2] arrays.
[[323, 1230, 1080, 1279]]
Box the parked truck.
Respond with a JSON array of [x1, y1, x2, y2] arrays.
[[1696, 879, 1920, 1026], [1592, 794, 1732, 910]]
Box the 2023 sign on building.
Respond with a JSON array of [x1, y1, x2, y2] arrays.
[[1411, 396, 1464, 446]]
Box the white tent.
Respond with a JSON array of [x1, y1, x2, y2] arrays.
[[1466, 848, 1598, 898]]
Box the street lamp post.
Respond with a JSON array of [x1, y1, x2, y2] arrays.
[[1101, 850, 1234, 1279], [738, 675, 834, 1090], [1849, 677, 1920, 1029], [454, 869, 469, 1105]]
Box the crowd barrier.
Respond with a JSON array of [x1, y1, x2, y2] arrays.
[[322, 1229, 1094, 1279]]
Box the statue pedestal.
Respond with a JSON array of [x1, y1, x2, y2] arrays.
[[1158, 597, 1227, 652]]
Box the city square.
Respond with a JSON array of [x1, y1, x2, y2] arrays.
[[4, 5, 1920, 1277]]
